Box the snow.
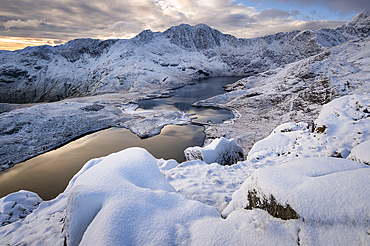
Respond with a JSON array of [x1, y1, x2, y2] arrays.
[[1, 13, 369, 104], [1, 92, 370, 244], [184, 137, 244, 165], [1, 12, 370, 246], [221, 157, 370, 245], [0, 93, 192, 171], [348, 139, 370, 165], [160, 159, 251, 212], [190, 209, 299, 246], [65, 147, 219, 245], [0, 190, 42, 226]]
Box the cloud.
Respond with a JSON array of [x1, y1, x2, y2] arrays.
[[0, 36, 64, 50], [256, 8, 298, 20], [4, 19, 43, 29], [254, 0, 370, 12], [0, 0, 356, 48], [105, 21, 146, 37]]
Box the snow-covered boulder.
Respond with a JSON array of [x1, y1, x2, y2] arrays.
[[247, 122, 309, 162], [65, 147, 219, 246], [184, 137, 244, 165], [0, 190, 42, 226], [272, 122, 309, 133], [348, 140, 370, 165], [222, 157, 370, 226]]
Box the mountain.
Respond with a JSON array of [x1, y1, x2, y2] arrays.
[[0, 12, 369, 103]]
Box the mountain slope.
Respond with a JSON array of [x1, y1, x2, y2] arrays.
[[0, 12, 369, 103], [197, 35, 370, 153]]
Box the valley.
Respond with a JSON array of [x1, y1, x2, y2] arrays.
[[0, 11, 369, 246]]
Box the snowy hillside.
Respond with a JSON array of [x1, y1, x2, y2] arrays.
[[1, 94, 369, 245], [1, 12, 369, 103], [198, 34, 370, 153]]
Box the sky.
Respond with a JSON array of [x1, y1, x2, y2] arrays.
[[0, 0, 368, 51]]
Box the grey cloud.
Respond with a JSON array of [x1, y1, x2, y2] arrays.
[[0, 0, 153, 39], [254, 0, 370, 12], [256, 8, 297, 20], [4, 19, 43, 29], [0, 0, 359, 43], [107, 21, 146, 35], [294, 20, 346, 30]]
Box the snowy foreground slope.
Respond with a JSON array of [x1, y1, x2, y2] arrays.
[[0, 12, 369, 103], [1, 94, 369, 245]]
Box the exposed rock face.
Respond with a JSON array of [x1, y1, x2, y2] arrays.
[[184, 137, 244, 165], [243, 190, 299, 220], [1, 12, 369, 103]]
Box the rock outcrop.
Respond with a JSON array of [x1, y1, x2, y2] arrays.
[[184, 137, 244, 165]]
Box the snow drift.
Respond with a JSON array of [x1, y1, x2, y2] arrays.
[[1, 93, 370, 245]]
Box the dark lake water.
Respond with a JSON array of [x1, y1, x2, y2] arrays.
[[138, 77, 243, 123], [0, 76, 243, 200], [0, 125, 205, 200]]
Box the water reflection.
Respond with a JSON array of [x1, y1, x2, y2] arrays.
[[0, 125, 205, 200], [138, 77, 243, 124], [0, 77, 244, 200]]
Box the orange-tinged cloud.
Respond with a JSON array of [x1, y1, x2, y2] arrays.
[[0, 37, 66, 51]]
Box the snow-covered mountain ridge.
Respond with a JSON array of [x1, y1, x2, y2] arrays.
[[1, 12, 369, 103], [199, 35, 370, 153]]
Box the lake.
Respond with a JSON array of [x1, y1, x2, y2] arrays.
[[138, 77, 244, 123], [0, 76, 243, 200]]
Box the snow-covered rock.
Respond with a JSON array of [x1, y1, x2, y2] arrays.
[[1, 12, 369, 103], [210, 157, 370, 245], [184, 137, 244, 165], [348, 139, 370, 165], [244, 94, 370, 164], [65, 147, 220, 245], [222, 157, 370, 220], [0, 190, 42, 226], [221, 157, 370, 244], [0, 148, 221, 245]]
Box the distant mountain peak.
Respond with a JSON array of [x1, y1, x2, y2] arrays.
[[342, 11, 370, 37], [162, 23, 223, 50], [349, 11, 370, 25]]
